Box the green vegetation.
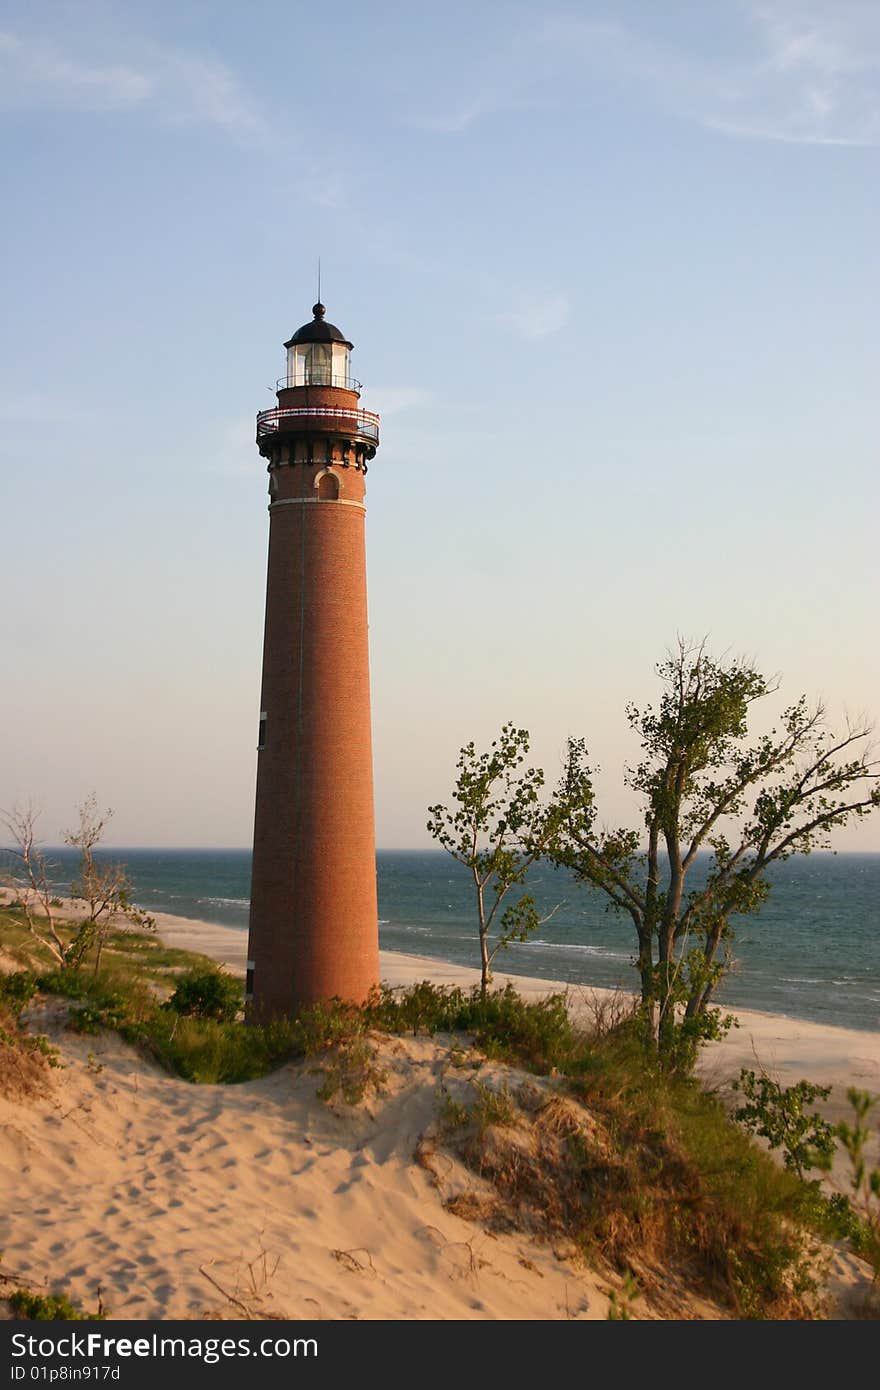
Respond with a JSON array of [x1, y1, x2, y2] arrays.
[[163, 966, 243, 1021], [427, 644, 879, 1069], [553, 639, 873, 1061], [2, 899, 878, 1318], [7, 1288, 105, 1320], [607, 1272, 641, 1320], [1, 797, 156, 975], [835, 1089, 880, 1281], [733, 1069, 837, 1179], [315, 1037, 388, 1105], [427, 723, 576, 995], [436, 1018, 827, 1318], [0, 966, 60, 1099], [0, 968, 40, 1015], [0, 1005, 59, 1100], [551, 642, 880, 1068]]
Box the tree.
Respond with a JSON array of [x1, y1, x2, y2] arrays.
[[1, 803, 69, 968], [63, 794, 155, 973], [1, 795, 154, 972], [427, 723, 570, 996], [554, 640, 880, 1069]]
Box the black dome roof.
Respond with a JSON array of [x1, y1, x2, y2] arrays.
[[283, 303, 353, 350]]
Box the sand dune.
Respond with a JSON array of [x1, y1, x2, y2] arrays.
[[1, 908, 877, 1320], [1, 1004, 626, 1321]]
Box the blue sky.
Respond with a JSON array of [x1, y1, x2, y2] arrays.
[[1, 0, 878, 849]]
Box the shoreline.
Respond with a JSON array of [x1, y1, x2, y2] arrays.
[[153, 903, 880, 1031], [3, 889, 877, 1136], [151, 908, 880, 1140]]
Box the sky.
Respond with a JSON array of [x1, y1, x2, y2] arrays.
[[1, 0, 878, 850]]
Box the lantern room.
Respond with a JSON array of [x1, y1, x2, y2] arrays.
[[283, 302, 354, 389]]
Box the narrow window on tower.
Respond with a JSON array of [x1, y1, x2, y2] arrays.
[[245, 960, 255, 1001], [258, 711, 267, 750]]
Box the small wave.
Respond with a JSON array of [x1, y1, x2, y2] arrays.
[[197, 896, 251, 907], [378, 919, 389, 925], [528, 939, 629, 959]]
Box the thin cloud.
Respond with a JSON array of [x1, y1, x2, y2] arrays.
[[500, 291, 571, 341], [411, 20, 576, 134], [416, 5, 880, 148], [420, 89, 543, 136], [0, 29, 268, 144], [722, 1, 880, 145], [0, 31, 150, 108]]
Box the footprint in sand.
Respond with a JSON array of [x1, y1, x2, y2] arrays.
[[332, 1176, 363, 1195]]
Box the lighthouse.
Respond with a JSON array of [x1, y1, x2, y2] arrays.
[[246, 303, 381, 1018]]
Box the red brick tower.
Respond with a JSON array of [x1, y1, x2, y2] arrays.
[[246, 303, 380, 1018]]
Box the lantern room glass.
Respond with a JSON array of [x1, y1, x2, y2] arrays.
[[286, 341, 351, 387]]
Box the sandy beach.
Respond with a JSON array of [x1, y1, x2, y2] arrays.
[[154, 908, 880, 1139], [1, 905, 877, 1320]]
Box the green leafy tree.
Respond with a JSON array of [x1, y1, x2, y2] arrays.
[[428, 724, 570, 996], [554, 640, 880, 1069]]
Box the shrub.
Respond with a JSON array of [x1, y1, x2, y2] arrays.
[[68, 1000, 127, 1035], [733, 1069, 837, 1180], [8, 1289, 105, 1320], [164, 968, 243, 1022], [0, 970, 39, 1016], [442, 1054, 820, 1318], [365, 980, 577, 1074], [315, 1037, 387, 1105], [0, 1005, 58, 1098], [836, 1088, 880, 1283]]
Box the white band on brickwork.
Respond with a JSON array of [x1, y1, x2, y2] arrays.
[[268, 498, 366, 511]]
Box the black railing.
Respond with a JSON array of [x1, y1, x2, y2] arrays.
[[276, 372, 362, 392], [256, 405, 380, 442]]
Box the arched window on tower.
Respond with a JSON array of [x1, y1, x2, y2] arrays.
[[316, 471, 339, 500]]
